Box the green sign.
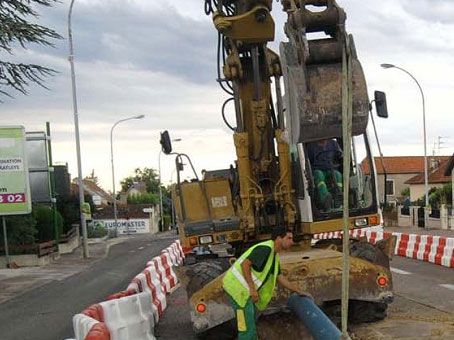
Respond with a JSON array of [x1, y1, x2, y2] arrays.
[[0, 126, 32, 215]]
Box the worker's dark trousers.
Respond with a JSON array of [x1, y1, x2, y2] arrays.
[[228, 295, 257, 340]]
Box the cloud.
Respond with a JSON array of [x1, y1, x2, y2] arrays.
[[27, 0, 218, 84], [402, 0, 454, 25], [2, 0, 454, 191]]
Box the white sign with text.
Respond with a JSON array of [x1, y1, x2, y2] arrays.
[[93, 218, 150, 234]]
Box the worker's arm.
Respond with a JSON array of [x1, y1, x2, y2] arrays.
[[240, 259, 259, 303], [277, 274, 313, 299]]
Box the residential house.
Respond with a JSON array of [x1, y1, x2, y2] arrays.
[[119, 182, 148, 205], [361, 156, 450, 204], [71, 179, 115, 206], [405, 158, 452, 201]]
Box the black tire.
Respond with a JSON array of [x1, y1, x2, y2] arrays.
[[186, 260, 236, 340], [350, 241, 377, 263], [186, 260, 228, 299]]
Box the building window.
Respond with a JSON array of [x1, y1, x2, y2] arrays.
[[385, 179, 394, 195]]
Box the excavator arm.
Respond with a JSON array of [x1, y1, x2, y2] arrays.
[[207, 0, 296, 241]]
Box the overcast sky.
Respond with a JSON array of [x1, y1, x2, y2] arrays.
[[1, 0, 453, 192]]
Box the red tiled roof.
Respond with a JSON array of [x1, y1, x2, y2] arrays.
[[361, 156, 451, 175], [72, 180, 115, 203], [405, 159, 452, 185]]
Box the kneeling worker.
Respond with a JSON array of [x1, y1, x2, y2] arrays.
[[222, 226, 312, 340]]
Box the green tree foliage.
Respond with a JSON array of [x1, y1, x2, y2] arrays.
[[400, 187, 410, 198], [87, 224, 107, 238], [416, 183, 453, 208], [56, 194, 95, 233], [120, 167, 160, 193], [1, 214, 37, 246], [120, 167, 172, 214], [34, 204, 63, 242], [127, 193, 159, 205], [428, 183, 452, 207], [0, 0, 61, 97]]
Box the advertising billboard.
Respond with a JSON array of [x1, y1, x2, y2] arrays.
[[0, 126, 32, 215]]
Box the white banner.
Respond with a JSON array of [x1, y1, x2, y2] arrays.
[[93, 218, 150, 234]]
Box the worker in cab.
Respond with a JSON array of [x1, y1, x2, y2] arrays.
[[307, 138, 343, 211], [222, 226, 312, 340]]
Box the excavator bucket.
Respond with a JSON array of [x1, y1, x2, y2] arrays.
[[281, 40, 369, 143], [280, 0, 370, 144]]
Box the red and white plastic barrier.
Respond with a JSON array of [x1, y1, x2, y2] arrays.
[[142, 266, 167, 317], [314, 229, 454, 268], [148, 256, 172, 294], [100, 292, 157, 340], [73, 314, 100, 340], [72, 239, 185, 340]]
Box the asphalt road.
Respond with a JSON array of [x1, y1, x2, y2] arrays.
[[390, 256, 454, 313], [156, 255, 454, 340], [1, 238, 452, 340], [350, 256, 454, 340], [0, 234, 175, 340]]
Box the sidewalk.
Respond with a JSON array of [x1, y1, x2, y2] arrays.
[[0, 236, 126, 304], [384, 226, 454, 237]]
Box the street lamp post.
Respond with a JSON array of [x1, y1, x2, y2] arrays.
[[68, 0, 89, 258], [170, 168, 177, 230], [110, 115, 145, 236], [381, 63, 429, 229], [158, 138, 182, 231]]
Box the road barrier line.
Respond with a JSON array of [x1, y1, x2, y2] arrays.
[[71, 239, 185, 340], [314, 229, 454, 269]]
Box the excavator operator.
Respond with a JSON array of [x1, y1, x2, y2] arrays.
[[222, 226, 312, 340], [307, 139, 343, 211]]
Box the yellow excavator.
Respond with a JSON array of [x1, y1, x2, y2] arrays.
[[161, 0, 396, 338]]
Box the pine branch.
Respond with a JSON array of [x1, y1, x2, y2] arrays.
[[0, 61, 57, 96], [0, 0, 62, 97]]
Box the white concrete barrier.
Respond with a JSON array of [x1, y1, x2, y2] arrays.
[[100, 292, 156, 340], [73, 314, 98, 340]]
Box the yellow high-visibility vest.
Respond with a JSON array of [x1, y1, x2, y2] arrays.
[[223, 240, 279, 310]]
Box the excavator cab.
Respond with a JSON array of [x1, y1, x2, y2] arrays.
[[299, 133, 378, 222]]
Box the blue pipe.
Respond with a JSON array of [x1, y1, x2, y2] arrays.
[[288, 294, 342, 340]]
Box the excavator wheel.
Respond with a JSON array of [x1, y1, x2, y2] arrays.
[[186, 259, 228, 298], [183, 259, 236, 340], [185, 260, 236, 340], [350, 241, 377, 263]]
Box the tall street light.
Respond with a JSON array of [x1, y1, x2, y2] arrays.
[[159, 138, 182, 231], [110, 115, 145, 236], [381, 63, 429, 229], [68, 0, 89, 258]]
